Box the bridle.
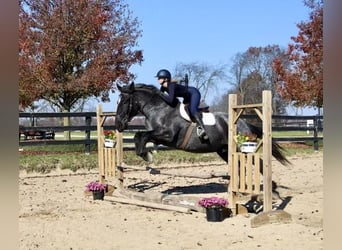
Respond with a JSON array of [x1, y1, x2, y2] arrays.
[[118, 86, 160, 124], [117, 92, 133, 125]]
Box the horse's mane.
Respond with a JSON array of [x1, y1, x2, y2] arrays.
[[134, 83, 160, 93], [133, 83, 180, 105]]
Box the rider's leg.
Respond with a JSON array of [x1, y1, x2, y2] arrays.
[[193, 112, 209, 140], [188, 88, 209, 140]]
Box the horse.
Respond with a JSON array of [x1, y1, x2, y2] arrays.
[[115, 82, 290, 166]]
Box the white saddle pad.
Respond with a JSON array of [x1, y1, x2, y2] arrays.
[[179, 103, 216, 125]]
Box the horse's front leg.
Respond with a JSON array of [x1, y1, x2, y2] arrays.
[[134, 131, 154, 162]]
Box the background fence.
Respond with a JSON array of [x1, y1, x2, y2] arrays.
[[19, 112, 323, 153]]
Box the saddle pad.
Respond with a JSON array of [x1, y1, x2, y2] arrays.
[[179, 103, 216, 125]]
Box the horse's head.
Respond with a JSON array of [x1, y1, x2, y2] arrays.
[[115, 82, 137, 132], [115, 82, 170, 132]]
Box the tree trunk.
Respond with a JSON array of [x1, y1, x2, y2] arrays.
[[63, 109, 71, 140]]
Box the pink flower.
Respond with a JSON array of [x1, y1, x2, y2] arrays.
[[198, 197, 228, 208], [85, 181, 107, 192]]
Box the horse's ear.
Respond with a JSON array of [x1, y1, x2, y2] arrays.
[[117, 83, 123, 92], [117, 82, 134, 93], [128, 81, 135, 92]]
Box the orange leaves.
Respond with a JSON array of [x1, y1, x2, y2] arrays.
[[273, 0, 323, 108], [19, 0, 143, 110]]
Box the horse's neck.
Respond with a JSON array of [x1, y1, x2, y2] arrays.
[[138, 92, 177, 120]]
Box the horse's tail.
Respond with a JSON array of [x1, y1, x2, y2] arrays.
[[248, 123, 291, 166]]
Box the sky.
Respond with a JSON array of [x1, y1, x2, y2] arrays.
[[100, 0, 317, 115]]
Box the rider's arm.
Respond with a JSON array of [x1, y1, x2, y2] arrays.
[[160, 83, 176, 105]]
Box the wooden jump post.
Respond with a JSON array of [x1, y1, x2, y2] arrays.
[[96, 105, 123, 187], [227, 92, 292, 227], [228, 90, 273, 215]]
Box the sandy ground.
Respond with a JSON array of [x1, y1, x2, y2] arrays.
[[19, 152, 323, 250]]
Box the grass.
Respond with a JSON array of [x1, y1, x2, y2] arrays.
[[19, 153, 98, 173], [19, 139, 322, 174], [19, 147, 223, 173], [272, 130, 323, 137], [23, 130, 322, 140]]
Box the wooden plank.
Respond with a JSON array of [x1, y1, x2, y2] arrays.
[[236, 203, 248, 215], [145, 169, 228, 179], [101, 112, 116, 116], [246, 154, 253, 193], [104, 148, 108, 176], [254, 108, 263, 121], [228, 94, 237, 211], [115, 188, 201, 211], [96, 105, 105, 183], [239, 153, 246, 192], [254, 154, 261, 194], [251, 210, 292, 228], [233, 153, 239, 191], [105, 148, 115, 177], [105, 196, 191, 213], [233, 108, 244, 124], [231, 103, 263, 109], [107, 148, 111, 176], [262, 90, 273, 212], [110, 148, 116, 176], [100, 116, 106, 127]]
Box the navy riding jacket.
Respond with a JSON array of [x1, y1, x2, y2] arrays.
[[160, 82, 201, 117]]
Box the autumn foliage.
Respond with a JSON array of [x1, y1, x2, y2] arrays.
[[19, 0, 143, 111], [273, 0, 323, 108]]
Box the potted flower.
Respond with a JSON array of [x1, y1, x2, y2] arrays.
[[103, 130, 116, 148], [235, 132, 258, 153], [85, 181, 107, 200], [198, 196, 229, 222]]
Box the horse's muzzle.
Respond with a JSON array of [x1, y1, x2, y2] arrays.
[[115, 121, 127, 132]]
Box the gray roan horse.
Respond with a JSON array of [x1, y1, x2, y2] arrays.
[[115, 82, 289, 166]]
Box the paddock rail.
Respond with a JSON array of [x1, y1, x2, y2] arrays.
[[19, 112, 323, 153]]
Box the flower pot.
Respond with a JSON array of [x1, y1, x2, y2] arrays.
[[92, 190, 105, 200], [104, 139, 116, 148], [206, 207, 224, 222], [240, 142, 257, 153]]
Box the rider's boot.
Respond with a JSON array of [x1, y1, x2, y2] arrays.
[[193, 113, 209, 141]]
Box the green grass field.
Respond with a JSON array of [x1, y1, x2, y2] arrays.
[[19, 143, 322, 174], [24, 130, 322, 140]]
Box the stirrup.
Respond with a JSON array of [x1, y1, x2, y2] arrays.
[[196, 127, 209, 140]]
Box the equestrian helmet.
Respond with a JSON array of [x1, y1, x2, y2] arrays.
[[155, 69, 171, 81]]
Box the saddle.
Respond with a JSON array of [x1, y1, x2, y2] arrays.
[[179, 103, 216, 125]]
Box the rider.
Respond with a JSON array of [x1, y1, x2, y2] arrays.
[[155, 69, 209, 141]]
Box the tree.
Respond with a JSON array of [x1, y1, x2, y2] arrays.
[[273, 0, 323, 109], [227, 45, 289, 114], [19, 0, 143, 112], [173, 62, 227, 103]]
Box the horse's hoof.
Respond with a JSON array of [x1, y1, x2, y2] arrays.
[[141, 152, 153, 162], [146, 151, 153, 162]]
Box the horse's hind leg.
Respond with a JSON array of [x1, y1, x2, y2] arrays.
[[134, 132, 153, 162], [217, 147, 228, 163], [258, 158, 283, 200]]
